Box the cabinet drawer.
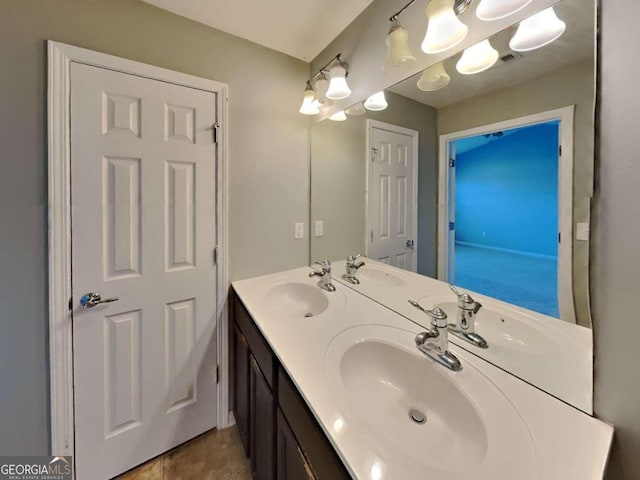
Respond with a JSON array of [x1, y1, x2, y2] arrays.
[[278, 367, 351, 480], [233, 290, 276, 389]]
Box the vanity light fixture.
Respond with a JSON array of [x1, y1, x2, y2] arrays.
[[456, 39, 499, 74], [417, 61, 451, 91], [329, 110, 347, 121], [345, 103, 366, 116], [476, 0, 532, 21], [509, 7, 566, 52], [382, 0, 417, 73], [299, 53, 351, 114], [364, 91, 389, 111], [298, 81, 319, 115], [421, 0, 469, 54]]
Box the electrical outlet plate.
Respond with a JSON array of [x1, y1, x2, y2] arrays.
[[295, 222, 304, 239], [315, 220, 324, 237], [576, 222, 589, 241]]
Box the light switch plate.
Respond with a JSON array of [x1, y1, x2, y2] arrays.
[[576, 222, 590, 241], [315, 220, 324, 237], [294, 222, 304, 239]]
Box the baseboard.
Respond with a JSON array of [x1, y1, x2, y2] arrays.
[[455, 241, 558, 260]]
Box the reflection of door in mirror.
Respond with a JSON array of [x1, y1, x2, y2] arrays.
[[439, 107, 575, 323], [366, 120, 418, 272]]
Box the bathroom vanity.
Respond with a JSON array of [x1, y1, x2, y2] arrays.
[[231, 266, 612, 480]]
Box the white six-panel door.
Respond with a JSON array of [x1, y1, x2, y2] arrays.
[[70, 63, 218, 479], [368, 121, 418, 272]]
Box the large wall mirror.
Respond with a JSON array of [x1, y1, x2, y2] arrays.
[[310, 0, 595, 412]]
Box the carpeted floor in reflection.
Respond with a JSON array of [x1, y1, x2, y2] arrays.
[[454, 243, 559, 318]]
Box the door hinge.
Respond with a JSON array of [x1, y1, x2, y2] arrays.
[[215, 365, 220, 384], [213, 124, 220, 144], [449, 157, 456, 168], [213, 246, 218, 265], [370, 230, 374, 242], [559, 145, 562, 156], [558, 232, 561, 243], [68, 297, 73, 311], [449, 222, 455, 231]]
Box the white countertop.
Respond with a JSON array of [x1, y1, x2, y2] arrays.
[[233, 266, 612, 480]]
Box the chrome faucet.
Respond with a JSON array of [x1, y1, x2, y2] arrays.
[[342, 254, 365, 285], [448, 284, 488, 349], [309, 260, 336, 292], [408, 300, 462, 371]]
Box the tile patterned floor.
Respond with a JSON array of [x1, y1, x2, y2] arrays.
[[115, 426, 250, 480]]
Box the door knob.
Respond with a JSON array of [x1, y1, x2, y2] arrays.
[[80, 292, 119, 308], [406, 240, 415, 249]]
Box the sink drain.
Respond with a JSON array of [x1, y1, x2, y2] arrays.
[[409, 408, 426, 424], [304, 312, 314, 318]]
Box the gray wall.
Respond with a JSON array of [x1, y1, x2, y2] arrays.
[[438, 59, 595, 328], [0, 0, 309, 455], [592, 1, 640, 478], [310, 92, 438, 276]]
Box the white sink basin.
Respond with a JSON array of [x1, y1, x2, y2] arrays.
[[357, 265, 404, 287], [324, 325, 535, 478], [265, 282, 331, 318]]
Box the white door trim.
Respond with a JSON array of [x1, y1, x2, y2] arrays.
[[47, 41, 231, 460], [365, 119, 419, 270], [437, 105, 575, 323]]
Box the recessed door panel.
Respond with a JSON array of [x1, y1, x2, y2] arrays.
[[165, 161, 196, 271], [104, 309, 142, 438], [104, 156, 142, 280]]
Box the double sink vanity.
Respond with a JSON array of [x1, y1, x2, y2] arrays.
[[231, 259, 612, 480], [231, 0, 611, 477]]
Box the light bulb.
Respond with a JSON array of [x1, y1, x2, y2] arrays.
[[421, 0, 468, 54], [456, 39, 499, 75], [509, 7, 566, 52], [364, 91, 388, 111], [345, 103, 366, 116], [329, 111, 347, 121], [417, 62, 450, 91], [326, 64, 352, 100], [382, 20, 416, 73], [476, 0, 532, 21], [298, 82, 319, 115]]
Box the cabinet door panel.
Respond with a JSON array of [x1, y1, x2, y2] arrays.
[[277, 409, 315, 480], [278, 368, 351, 480], [233, 325, 250, 456], [250, 354, 276, 480]]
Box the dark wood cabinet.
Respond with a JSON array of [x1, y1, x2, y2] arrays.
[[250, 354, 276, 480], [277, 409, 315, 480], [233, 324, 250, 455], [231, 289, 351, 480]]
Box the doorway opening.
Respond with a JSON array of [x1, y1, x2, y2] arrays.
[[438, 107, 575, 323], [453, 122, 559, 317]]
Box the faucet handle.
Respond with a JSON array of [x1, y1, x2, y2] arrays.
[[314, 260, 331, 272], [408, 300, 448, 327], [347, 253, 362, 263]]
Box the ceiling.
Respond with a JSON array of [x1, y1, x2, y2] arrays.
[[140, 0, 375, 61], [389, 0, 594, 108]]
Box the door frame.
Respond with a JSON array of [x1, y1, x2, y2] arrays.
[[365, 119, 419, 270], [437, 105, 576, 323], [47, 41, 230, 459]]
